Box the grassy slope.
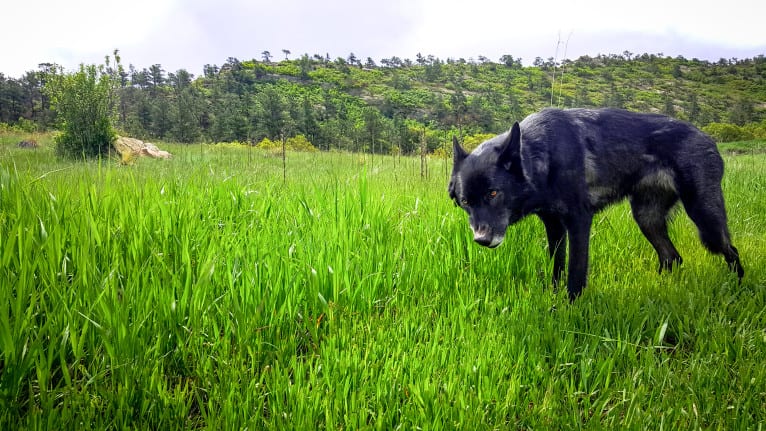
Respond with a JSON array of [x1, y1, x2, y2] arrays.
[[298, 55, 766, 127], [719, 139, 766, 155], [1, 134, 765, 429]]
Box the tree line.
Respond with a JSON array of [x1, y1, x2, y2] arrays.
[[1, 51, 764, 154]]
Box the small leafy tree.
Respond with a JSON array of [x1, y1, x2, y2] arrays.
[[45, 53, 120, 158]]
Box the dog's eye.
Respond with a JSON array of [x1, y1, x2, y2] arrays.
[[460, 198, 468, 206], [488, 190, 498, 199]]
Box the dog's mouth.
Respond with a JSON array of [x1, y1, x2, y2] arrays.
[[487, 236, 504, 248], [474, 234, 505, 248]]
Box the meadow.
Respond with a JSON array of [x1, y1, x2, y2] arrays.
[[1, 133, 765, 429]]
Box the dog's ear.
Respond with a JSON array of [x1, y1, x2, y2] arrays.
[[498, 122, 521, 173], [452, 135, 468, 169]]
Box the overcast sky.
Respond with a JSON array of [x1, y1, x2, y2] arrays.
[[2, 0, 765, 78]]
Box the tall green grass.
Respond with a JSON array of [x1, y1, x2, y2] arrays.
[[1, 136, 765, 429]]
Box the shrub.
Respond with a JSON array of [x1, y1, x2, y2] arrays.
[[15, 118, 38, 133], [432, 145, 449, 159], [44, 60, 119, 159], [742, 121, 766, 139], [256, 137, 280, 153], [702, 122, 753, 143], [0, 120, 38, 134], [431, 132, 497, 159], [286, 134, 318, 152], [256, 135, 318, 152], [461, 133, 496, 152]]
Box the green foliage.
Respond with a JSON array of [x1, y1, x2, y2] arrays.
[[433, 132, 497, 159], [0, 120, 37, 133], [44, 59, 119, 158], [743, 121, 766, 139], [286, 134, 318, 152], [703, 122, 755, 143], [256, 134, 317, 152], [702, 119, 766, 143], [102, 54, 761, 151], [255, 136, 279, 150], [13, 118, 38, 133], [462, 132, 498, 151], [6, 53, 766, 153]]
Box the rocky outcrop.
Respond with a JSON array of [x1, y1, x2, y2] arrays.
[[17, 140, 39, 149], [113, 136, 172, 159]]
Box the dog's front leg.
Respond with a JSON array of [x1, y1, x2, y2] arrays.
[[564, 213, 593, 301], [538, 213, 567, 288]]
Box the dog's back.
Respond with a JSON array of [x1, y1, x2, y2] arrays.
[[517, 108, 722, 211]]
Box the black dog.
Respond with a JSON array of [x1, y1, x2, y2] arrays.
[[449, 108, 744, 301]]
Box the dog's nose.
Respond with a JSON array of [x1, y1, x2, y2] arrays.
[[472, 224, 503, 247], [473, 225, 492, 245]]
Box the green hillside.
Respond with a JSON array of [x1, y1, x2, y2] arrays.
[[2, 52, 765, 151]]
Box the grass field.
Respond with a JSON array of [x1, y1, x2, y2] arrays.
[[1, 133, 765, 429]]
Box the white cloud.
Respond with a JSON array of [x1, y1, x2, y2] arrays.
[[404, 0, 766, 61], [1, 0, 179, 74], [1, 0, 763, 78]]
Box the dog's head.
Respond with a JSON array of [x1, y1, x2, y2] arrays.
[[449, 122, 529, 248]]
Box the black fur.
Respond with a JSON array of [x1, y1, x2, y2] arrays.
[[449, 108, 744, 301]]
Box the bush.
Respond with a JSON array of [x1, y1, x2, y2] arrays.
[[431, 132, 497, 159], [15, 118, 38, 133], [256, 135, 318, 152], [432, 145, 450, 159], [742, 121, 766, 139], [461, 133, 497, 152], [45, 61, 118, 159], [286, 135, 318, 152], [0, 119, 38, 134], [702, 122, 753, 143], [256, 137, 281, 153]]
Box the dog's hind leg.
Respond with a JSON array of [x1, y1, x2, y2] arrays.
[[629, 191, 683, 273], [681, 191, 744, 280]]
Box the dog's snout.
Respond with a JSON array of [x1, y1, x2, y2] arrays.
[[471, 223, 504, 248], [472, 224, 492, 246], [472, 223, 488, 237]]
